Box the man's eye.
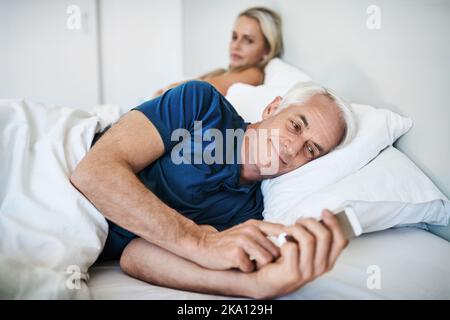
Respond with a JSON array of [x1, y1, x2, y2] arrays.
[[306, 144, 315, 157], [290, 120, 301, 131]]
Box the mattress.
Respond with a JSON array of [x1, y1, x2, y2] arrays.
[[88, 228, 450, 299]]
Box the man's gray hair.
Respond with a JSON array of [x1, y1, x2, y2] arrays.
[[278, 82, 356, 150]]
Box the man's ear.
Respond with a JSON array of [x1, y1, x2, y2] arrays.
[[262, 96, 283, 120]]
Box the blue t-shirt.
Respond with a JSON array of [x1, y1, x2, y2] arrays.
[[132, 80, 263, 231]]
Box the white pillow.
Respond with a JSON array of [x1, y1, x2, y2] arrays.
[[264, 147, 450, 228], [226, 84, 290, 123], [263, 147, 450, 237], [260, 103, 413, 214], [226, 58, 312, 123], [264, 58, 312, 87]]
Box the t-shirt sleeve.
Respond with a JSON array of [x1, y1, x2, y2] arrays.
[[133, 80, 219, 153]]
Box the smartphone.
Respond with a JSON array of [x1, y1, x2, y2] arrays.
[[332, 206, 362, 240], [268, 206, 363, 248]]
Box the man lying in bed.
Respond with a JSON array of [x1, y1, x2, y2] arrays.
[[70, 80, 354, 299]]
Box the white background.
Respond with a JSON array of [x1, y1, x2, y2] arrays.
[[0, 0, 449, 199]]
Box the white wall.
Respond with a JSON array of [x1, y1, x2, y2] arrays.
[[0, 3, 7, 80], [0, 0, 100, 110], [277, 0, 450, 198], [0, 0, 183, 111], [182, 0, 450, 198], [100, 0, 183, 111], [1, 0, 449, 198]]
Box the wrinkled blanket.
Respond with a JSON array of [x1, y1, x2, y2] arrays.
[[0, 99, 120, 299]]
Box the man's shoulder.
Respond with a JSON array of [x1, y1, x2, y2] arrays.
[[172, 80, 243, 130], [176, 80, 222, 111], [180, 80, 236, 117]]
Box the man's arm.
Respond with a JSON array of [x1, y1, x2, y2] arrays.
[[71, 111, 204, 256], [120, 210, 349, 299], [70, 111, 282, 271]]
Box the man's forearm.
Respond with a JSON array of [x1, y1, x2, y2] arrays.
[[70, 160, 204, 261], [121, 238, 259, 299]]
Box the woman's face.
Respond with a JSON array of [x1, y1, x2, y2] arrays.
[[229, 16, 269, 69]]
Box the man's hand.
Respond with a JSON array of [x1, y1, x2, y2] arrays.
[[195, 220, 286, 273], [251, 210, 349, 299]]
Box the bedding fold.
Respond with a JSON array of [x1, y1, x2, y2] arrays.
[[0, 99, 121, 299]]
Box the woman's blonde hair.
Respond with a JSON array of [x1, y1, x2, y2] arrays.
[[239, 6, 284, 68]]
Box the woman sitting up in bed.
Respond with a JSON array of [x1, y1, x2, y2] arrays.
[[153, 6, 284, 97]]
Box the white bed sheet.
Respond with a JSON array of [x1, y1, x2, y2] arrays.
[[88, 228, 450, 300]]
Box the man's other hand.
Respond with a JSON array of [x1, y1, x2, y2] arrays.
[[196, 220, 285, 272]]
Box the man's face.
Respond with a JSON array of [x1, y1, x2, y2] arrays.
[[243, 94, 345, 179]]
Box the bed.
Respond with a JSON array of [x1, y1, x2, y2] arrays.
[[89, 228, 450, 299], [87, 0, 450, 300], [1, 0, 449, 300]]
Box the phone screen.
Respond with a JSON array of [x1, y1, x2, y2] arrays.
[[266, 207, 363, 250]]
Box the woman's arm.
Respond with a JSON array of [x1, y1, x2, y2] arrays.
[[205, 67, 264, 95], [198, 68, 227, 80], [153, 80, 188, 98], [152, 69, 226, 98], [153, 67, 263, 98]]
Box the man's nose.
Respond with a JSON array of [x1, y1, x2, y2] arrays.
[[282, 139, 303, 160]]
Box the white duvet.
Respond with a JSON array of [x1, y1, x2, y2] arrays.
[[0, 99, 121, 299]]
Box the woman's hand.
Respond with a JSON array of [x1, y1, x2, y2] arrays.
[[251, 210, 349, 299], [152, 89, 165, 98], [152, 88, 165, 98], [153, 81, 187, 98]]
